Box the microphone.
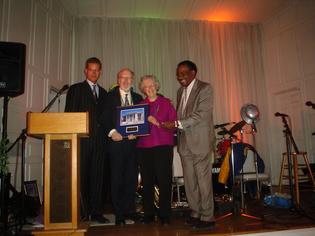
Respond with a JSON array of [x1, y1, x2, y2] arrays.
[[306, 101, 315, 109], [274, 112, 288, 117], [58, 84, 69, 94], [214, 122, 236, 129]]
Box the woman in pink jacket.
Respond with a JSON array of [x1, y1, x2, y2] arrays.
[[137, 75, 177, 225]]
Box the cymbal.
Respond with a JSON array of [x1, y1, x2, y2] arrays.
[[217, 130, 229, 136], [229, 120, 246, 134]]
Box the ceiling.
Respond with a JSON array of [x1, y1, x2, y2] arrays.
[[60, 0, 289, 23]]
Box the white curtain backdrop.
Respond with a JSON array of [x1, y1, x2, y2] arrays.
[[72, 17, 271, 178]]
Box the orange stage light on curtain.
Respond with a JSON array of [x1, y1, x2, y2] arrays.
[[206, 11, 238, 22]]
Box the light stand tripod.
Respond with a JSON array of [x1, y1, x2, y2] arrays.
[[234, 125, 261, 220], [238, 122, 264, 221], [216, 123, 261, 221], [217, 104, 263, 222]]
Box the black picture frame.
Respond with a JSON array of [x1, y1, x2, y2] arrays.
[[116, 103, 150, 137], [24, 180, 41, 206]]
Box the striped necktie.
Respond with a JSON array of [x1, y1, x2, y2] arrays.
[[124, 93, 130, 106], [92, 84, 97, 99]]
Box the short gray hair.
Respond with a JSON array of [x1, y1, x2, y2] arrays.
[[117, 68, 135, 80], [139, 75, 160, 93]]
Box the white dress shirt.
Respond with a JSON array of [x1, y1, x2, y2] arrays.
[[86, 79, 99, 97]]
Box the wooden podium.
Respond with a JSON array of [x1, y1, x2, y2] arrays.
[[27, 112, 89, 236]]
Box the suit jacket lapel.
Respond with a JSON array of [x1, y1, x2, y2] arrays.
[[131, 91, 137, 105], [114, 87, 122, 106], [84, 80, 98, 103]]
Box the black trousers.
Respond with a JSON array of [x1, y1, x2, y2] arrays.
[[109, 140, 138, 220], [138, 145, 173, 219], [80, 134, 106, 216]]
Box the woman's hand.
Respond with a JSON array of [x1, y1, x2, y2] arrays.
[[127, 134, 137, 140], [148, 115, 160, 127]]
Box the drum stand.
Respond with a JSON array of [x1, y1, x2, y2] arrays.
[[216, 129, 261, 221]]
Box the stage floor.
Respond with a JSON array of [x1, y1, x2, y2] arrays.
[[20, 185, 315, 236], [85, 186, 315, 236]]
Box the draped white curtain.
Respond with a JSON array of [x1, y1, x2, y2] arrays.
[[73, 17, 271, 176]]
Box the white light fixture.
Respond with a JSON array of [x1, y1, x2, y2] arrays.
[[240, 104, 260, 125]]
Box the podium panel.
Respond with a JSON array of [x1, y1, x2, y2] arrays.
[[44, 134, 79, 230], [50, 139, 72, 223]]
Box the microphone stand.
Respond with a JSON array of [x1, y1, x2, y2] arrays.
[[41, 89, 65, 113], [306, 104, 315, 135], [5, 87, 67, 231], [280, 116, 299, 210]]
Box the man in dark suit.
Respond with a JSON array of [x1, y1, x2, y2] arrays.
[[65, 57, 109, 223], [100, 68, 142, 225], [162, 60, 215, 230]]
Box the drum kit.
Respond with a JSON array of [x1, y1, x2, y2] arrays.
[[215, 120, 247, 162]]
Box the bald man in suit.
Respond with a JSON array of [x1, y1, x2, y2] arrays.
[[100, 68, 142, 226], [162, 60, 215, 231], [65, 57, 109, 223]]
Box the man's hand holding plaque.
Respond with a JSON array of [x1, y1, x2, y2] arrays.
[[161, 121, 176, 129]]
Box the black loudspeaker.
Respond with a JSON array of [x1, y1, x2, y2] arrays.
[[0, 41, 26, 97]]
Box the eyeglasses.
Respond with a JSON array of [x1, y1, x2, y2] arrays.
[[143, 84, 155, 89]]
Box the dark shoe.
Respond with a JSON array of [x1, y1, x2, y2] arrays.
[[141, 215, 155, 224], [125, 213, 141, 222], [91, 214, 110, 224], [192, 220, 215, 231], [160, 217, 170, 226], [80, 214, 89, 222], [115, 219, 126, 226], [185, 216, 199, 225]]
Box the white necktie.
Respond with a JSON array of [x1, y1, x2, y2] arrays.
[[183, 88, 187, 105], [179, 88, 187, 117]]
